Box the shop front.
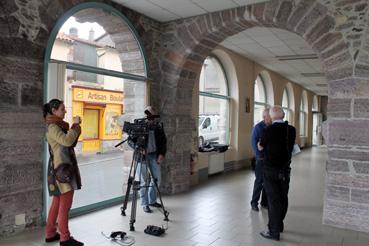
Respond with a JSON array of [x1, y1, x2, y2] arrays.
[[72, 86, 124, 154]]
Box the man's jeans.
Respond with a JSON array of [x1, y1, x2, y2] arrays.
[[250, 158, 268, 207], [136, 153, 161, 207]]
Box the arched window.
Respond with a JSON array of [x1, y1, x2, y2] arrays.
[[253, 75, 268, 125], [300, 91, 308, 136], [198, 56, 229, 146], [282, 87, 292, 123], [312, 95, 318, 112], [45, 3, 147, 213]]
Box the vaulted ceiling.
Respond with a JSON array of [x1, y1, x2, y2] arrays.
[[113, 0, 327, 95]]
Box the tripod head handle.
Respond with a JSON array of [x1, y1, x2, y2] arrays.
[[115, 138, 129, 148]]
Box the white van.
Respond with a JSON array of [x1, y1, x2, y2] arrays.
[[198, 115, 221, 146]]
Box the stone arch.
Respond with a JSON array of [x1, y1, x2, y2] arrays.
[[160, 0, 350, 191], [158, 0, 367, 233], [162, 0, 351, 94]]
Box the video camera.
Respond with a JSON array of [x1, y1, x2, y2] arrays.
[[121, 116, 161, 150]]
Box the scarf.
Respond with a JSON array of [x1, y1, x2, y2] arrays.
[[45, 115, 69, 131]]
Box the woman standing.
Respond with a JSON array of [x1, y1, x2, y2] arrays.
[[43, 99, 83, 246]]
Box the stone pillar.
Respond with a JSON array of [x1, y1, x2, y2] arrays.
[[324, 76, 369, 233]]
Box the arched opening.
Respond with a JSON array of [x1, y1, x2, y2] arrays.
[[282, 83, 295, 125], [198, 56, 230, 146], [312, 95, 322, 146], [253, 72, 273, 126], [160, 0, 356, 232], [44, 3, 147, 216], [299, 90, 308, 146]]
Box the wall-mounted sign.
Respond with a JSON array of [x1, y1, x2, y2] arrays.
[[73, 86, 124, 104]]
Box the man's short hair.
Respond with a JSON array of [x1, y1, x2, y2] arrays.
[[270, 105, 285, 120]]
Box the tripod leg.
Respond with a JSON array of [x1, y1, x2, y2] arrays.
[[129, 180, 139, 231], [146, 155, 169, 221], [121, 151, 138, 216], [129, 151, 145, 231]]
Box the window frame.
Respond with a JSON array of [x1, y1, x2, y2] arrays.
[[199, 55, 231, 145], [299, 94, 307, 137], [253, 75, 269, 126], [43, 2, 149, 221], [282, 87, 292, 123]]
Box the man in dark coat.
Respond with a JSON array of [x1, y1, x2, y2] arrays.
[[250, 108, 272, 211], [257, 105, 296, 241], [137, 106, 167, 213]]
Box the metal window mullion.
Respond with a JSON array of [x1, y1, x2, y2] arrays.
[[59, 61, 147, 82], [255, 101, 268, 107], [199, 91, 230, 100]]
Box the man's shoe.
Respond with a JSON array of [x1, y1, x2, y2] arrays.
[[60, 237, 84, 246], [143, 206, 152, 213], [46, 232, 60, 242], [251, 205, 259, 211], [149, 202, 162, 208], [260, 231, 280, 241]]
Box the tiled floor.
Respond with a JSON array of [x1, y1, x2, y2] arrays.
[[2, 146, 369, 246]]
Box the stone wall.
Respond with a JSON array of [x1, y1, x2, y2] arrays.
[[0, 0, 161, 237], [1, 0, 369, 237]]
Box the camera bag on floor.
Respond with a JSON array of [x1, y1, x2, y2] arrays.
[[144, 225, 165, 236]]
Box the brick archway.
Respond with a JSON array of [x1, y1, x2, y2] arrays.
[[158, 0, 348, 190], [158, 0, 369, 233]]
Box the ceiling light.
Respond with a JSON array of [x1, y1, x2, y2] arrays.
[[301, 73, 325, 77], [276, 54, 318, 61]]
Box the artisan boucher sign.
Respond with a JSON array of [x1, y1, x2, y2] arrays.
[[73, 86, 124, 104]]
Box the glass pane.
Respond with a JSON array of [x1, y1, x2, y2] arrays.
[[282, 88, 289, 108], [199, 96, 228, 144], [300, 112, 305, 136], [300, 98, 304, 111], [83, 109, 99, 139], [254, 76, 266, 103], [51, 8, 145, 76], [254, 104, 265, 126], [58, 68, 145, 209], [312, 96, 318, 111], [199, 57, 228, 96], [283, 108, 292, 124]]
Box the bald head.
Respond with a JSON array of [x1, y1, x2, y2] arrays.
[[270, 105, 285, 121]]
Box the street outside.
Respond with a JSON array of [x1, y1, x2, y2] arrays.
[[72, 150, 133, 209]]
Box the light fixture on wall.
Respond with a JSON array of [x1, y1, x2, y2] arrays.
[[245, 97, 250, 113]]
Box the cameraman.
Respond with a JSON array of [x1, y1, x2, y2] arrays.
[[137, 106, 167, 213]]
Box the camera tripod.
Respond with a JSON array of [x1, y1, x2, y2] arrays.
[[117, 140, 169, 231]]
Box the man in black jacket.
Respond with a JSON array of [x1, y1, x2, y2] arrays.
[[137, 106, 167, 213], [257, 105, 296, 241]]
